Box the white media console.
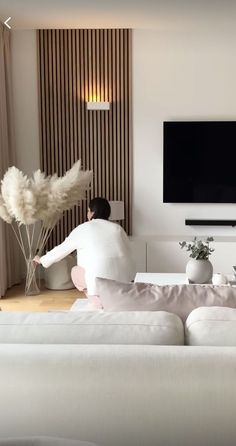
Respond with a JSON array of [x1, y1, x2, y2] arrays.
[[129, 236, 236, 275]]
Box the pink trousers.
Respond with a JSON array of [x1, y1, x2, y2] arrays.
[[71, 266, 103, 309], [71, 265, 87, 291]]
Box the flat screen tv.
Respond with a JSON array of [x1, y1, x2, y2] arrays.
[[163, 121, 236, 203]]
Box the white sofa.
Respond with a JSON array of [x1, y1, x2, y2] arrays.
[[0, 309, 236, 446]]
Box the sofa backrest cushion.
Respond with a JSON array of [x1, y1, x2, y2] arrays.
[[96, 277, 236, 321], [185, 306, 236, 346], [0, 311, 184, 345]]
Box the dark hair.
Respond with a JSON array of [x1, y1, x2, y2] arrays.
[[89, 197, 111, 220]]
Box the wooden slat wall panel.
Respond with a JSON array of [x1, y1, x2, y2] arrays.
[[37, 29, 132, 250]]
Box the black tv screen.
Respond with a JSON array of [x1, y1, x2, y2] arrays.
[[163, 121, 236, 203]]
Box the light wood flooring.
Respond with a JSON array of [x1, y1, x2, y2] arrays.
[[0, 283, 85, 312]]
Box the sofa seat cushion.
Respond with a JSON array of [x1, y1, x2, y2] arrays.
[[185, 306, 236, 345], [96, 277, 236, 321], [0, 311, 184, 345]]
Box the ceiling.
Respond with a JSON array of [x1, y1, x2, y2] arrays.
[[0, 0, 236, 30]]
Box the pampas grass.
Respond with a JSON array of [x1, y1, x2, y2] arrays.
[[0, 161, 93, 294]]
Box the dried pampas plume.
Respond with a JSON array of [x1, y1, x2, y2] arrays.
[[31, 160, 92, 228], [0, 195, 12, 224], [0, 161, 93, 295]]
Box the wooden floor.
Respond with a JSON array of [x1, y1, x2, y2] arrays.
[[0, 283, 85, 312]]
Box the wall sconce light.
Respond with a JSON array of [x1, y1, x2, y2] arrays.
[[109, 201, 124, 221], [87, 101, 110, 111]]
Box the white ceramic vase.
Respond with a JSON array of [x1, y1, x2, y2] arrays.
[[186, 258, 213, 284]]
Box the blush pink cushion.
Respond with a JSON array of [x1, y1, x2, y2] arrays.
[[95, 277, 236, 321]]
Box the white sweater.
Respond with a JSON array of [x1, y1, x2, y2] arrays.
[[40, 219, 135, 295]]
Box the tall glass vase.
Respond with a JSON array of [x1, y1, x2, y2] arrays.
[[25, 257, 40, 296]]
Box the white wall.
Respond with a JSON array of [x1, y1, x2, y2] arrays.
[[11, 27, 236, 273], [12, 28, 236, 238], [133, 27, 236, 238]]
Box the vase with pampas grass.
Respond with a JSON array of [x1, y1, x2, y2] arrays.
[[0, 161, 92, 295]]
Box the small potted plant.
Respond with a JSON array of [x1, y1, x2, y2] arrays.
[[179, 237, 214, 283]]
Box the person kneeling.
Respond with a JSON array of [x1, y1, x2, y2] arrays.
[[34, 197, 135, 308]]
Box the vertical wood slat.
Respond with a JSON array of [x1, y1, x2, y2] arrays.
[[37, 29, 132, 250], [79, 30, 87, 224], [128, 29, 132, 233]]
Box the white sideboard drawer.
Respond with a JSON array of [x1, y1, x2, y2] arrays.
[[146, 240, 236, 274]]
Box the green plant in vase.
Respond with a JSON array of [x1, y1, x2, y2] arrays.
[[179, 237, 214, 260], [179, 237, 215, 283]]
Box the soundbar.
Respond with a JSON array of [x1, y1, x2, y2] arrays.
[[185, 219, 236, 227]]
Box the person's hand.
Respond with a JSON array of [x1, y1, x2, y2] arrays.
[[33, 255, 41, 265]]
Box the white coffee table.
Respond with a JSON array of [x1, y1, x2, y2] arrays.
[[134, 272, 188, 285], [135, 272, 236, 286]]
